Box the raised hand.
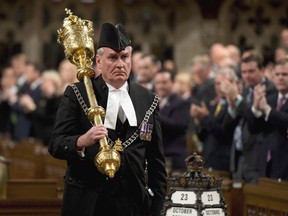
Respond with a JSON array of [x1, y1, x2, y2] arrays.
[[253, 84, 266, 110], [220, 79, 238, 107]]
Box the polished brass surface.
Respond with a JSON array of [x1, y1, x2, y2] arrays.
[[57, 8, 121, 178], [113, 138, 124, 152]]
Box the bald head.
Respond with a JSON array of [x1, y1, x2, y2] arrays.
[[209, 43, 229, 67]]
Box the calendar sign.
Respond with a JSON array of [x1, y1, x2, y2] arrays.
[[166, 207, 197, 216], [171, 191, 197, 205], [201, 191, 220, 205], [161, 153, 228, 216], [202, 208, 225, 216]]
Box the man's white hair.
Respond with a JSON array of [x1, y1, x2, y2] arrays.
[[216, 66, 238, 82], [96, 46, 133, 56]]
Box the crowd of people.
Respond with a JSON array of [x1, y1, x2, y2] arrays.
[[1, 27, 288, 185], [129, 30, 288, 183], [0, 55, 78, 145]]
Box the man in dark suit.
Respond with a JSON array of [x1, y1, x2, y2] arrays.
[[221, 54, 276, 183], [49, 23, 167, 216], [248, 57, 288, 180], [0, 67, 17, 135], [136, 53, 161, 92], [190, 54, 216, 107], [9, 61, 43, 140], [191, 67, 238, 172], [154, 70, 190, 173], [19, 70, 62, 146]]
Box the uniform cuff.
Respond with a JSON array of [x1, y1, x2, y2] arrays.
[[76, 147, 86, 158]]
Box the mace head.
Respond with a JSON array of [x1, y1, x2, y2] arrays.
[[57, 8, 95, 66]]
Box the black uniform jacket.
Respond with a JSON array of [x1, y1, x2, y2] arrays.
[[49, 75, 167, 216]]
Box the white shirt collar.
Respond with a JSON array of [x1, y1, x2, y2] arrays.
[[159, 96, 168, 109], [278, 92, 288, 100], [104, 82, 137, 130], [30, 78, 42, 90], [106, 81, 128, 92]]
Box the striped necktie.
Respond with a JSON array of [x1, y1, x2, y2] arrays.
[[276, 96, 286, 111]]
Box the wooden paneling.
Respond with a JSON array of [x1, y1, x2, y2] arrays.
[[244, 178, 288, 215], [0, 138, 66, 186], [5, 179, 58, 200], [8, 139, 45, 179], [0, 179, 62, 216], [43, 150, 66, 187], [0, 199, 61, 216]]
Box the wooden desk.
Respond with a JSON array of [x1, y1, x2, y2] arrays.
[[0, 199, 62, 216], [0, 179, 62, 216], [8, 139, 44, 179], [5, 179, 58, 200], [244, 178, 288, 215]]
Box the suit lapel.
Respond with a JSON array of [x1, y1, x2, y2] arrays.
[[92, 75, 109, 109], [159, 95, 175, 117], [267, 93, 288, 113], [125, 82, 145, 141], [129, 82, 146, 126], [272, 95, 278, 109]]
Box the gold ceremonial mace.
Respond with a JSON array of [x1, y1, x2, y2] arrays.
[[57, 9, 121, 178]]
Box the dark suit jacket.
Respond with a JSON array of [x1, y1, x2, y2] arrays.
[[31, 96, 61, 146], [0, 99, 12, 134], [11, 82, 42, 140], [197, 100, 234, 172], [159, 94, 190, 170], [224, 78, 277, 183], [248, 92, 288, 180], [193, 78, 216, 106], [49, 75, 167, 216]]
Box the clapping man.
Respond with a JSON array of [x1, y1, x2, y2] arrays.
[[248, 58, 288, 180]]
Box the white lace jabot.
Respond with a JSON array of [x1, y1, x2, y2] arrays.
[[104, 82, 137, 130]]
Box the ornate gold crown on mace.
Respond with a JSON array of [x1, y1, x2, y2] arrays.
[[57, 9, 121, 178]]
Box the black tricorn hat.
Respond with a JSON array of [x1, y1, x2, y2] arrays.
[[97, 23, 132, 52]]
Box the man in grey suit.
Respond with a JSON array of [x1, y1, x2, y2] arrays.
[[221, 54, 276, 183]]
